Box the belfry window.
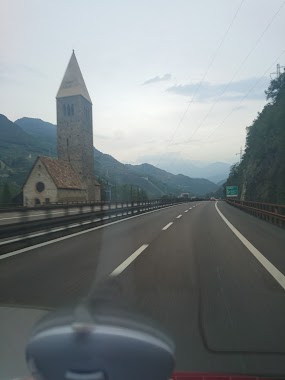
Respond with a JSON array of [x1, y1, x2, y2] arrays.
[[67, 105, 71, 116], [63, 104, 66, 116], [71, 104, 74, 115]]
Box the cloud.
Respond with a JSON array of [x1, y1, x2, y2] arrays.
[[0, 62, 46, 84], [167, 77, 270, 102], [142, 73, 172, 85], [234, 105, 247, 111], [94, 133, 112, 140], [94, 129, 126, 141]]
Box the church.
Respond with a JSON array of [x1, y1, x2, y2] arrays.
[[23, 52, 101, 206]]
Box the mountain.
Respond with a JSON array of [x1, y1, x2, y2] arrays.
[[0, 114, 35, 146], [204, 162, 231, 183], [15, 117, 57, 140], [225, 72, 285, 204], [127, 163, 218, 196], [0, 114, 54, 187], [216, 178, 226, 187], [0, 115, 218, 199], [15, 117, 57, 157], [93, 148, 168, 198], [159, 160, 231, 183]]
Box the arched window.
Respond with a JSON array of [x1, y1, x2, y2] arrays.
[[71, 104, 74, 115], [67, 105, 71, 116], [63, 104, 66, 116]]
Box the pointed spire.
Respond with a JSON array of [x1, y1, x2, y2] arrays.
[[56, 51, 92, 103]]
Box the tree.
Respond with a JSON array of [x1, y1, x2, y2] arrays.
[[224, 70, 285, 203], [1, 183, 12, 206], [265, 71, 285, 103]]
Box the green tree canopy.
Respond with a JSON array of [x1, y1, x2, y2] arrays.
[[224, 70, 285, 204]]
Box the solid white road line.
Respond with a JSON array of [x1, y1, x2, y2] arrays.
[[162, 222, 173, 231], [215, 202, 285, 291], [176, 215, 182, 219], [0, 204, 178, 261], [110, 244, 149, 277]]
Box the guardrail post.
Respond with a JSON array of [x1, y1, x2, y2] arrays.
[[79, 204, 83, 225], [19, 207, 30, 238], [20, 207, 29, 224], [45, 207, 52, 233]]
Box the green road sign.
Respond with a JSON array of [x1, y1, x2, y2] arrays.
[[226, 186, 238, 197]]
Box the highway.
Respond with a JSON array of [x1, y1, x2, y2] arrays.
[[1, 200, 285, 376]]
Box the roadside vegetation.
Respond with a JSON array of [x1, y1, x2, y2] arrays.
[[225, 71, 285, 204]]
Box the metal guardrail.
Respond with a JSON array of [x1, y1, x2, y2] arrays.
[[0, 200, 179, 237], [0, 200, 132, 213], [0, 199, 191, 254], [226, 199, 285, 228], [0, 199, 191, 213]]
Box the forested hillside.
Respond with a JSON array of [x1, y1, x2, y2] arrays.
[[0, 116, 217, 203], [225, 71, 285, 204]]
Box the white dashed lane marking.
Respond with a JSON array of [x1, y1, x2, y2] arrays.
[[162, 222, 173, 231], [110, 244, 149, 277]]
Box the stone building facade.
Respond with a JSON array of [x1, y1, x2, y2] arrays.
[[23, 156, 87, 206], [23, 52, 101, 206]]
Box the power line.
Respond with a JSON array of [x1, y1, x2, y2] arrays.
[[165, 1, 285, 172], [170, 49, 285, 174], [204, 50, 285, 141], [155, 0, 245, 167], [183, 0, 285, 143]]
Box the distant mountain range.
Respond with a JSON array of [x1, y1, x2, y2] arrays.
[[157, 160, 230, 184], [0, 115, 220, 198]]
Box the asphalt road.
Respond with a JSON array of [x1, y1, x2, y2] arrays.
[[1, 201, 285, 377]]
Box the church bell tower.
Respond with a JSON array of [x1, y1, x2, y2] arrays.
[[56, 51, 96, 201]]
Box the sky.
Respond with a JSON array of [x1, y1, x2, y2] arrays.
[[1, 0, 285, 173]]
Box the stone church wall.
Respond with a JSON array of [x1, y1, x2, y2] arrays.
[[23, 159, 58, 206], [57, 189, 87, 203]]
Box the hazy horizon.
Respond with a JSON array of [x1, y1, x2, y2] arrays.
[[2, 0, 284, 171]]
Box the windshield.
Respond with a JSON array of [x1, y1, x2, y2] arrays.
[[1, 0, 285, 379]]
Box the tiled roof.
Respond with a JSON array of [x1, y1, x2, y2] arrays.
[[39, 156, 84, 190]]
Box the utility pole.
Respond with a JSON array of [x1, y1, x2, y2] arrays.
[[270, 63, 285, 79], [236, 147, 243, 163]]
